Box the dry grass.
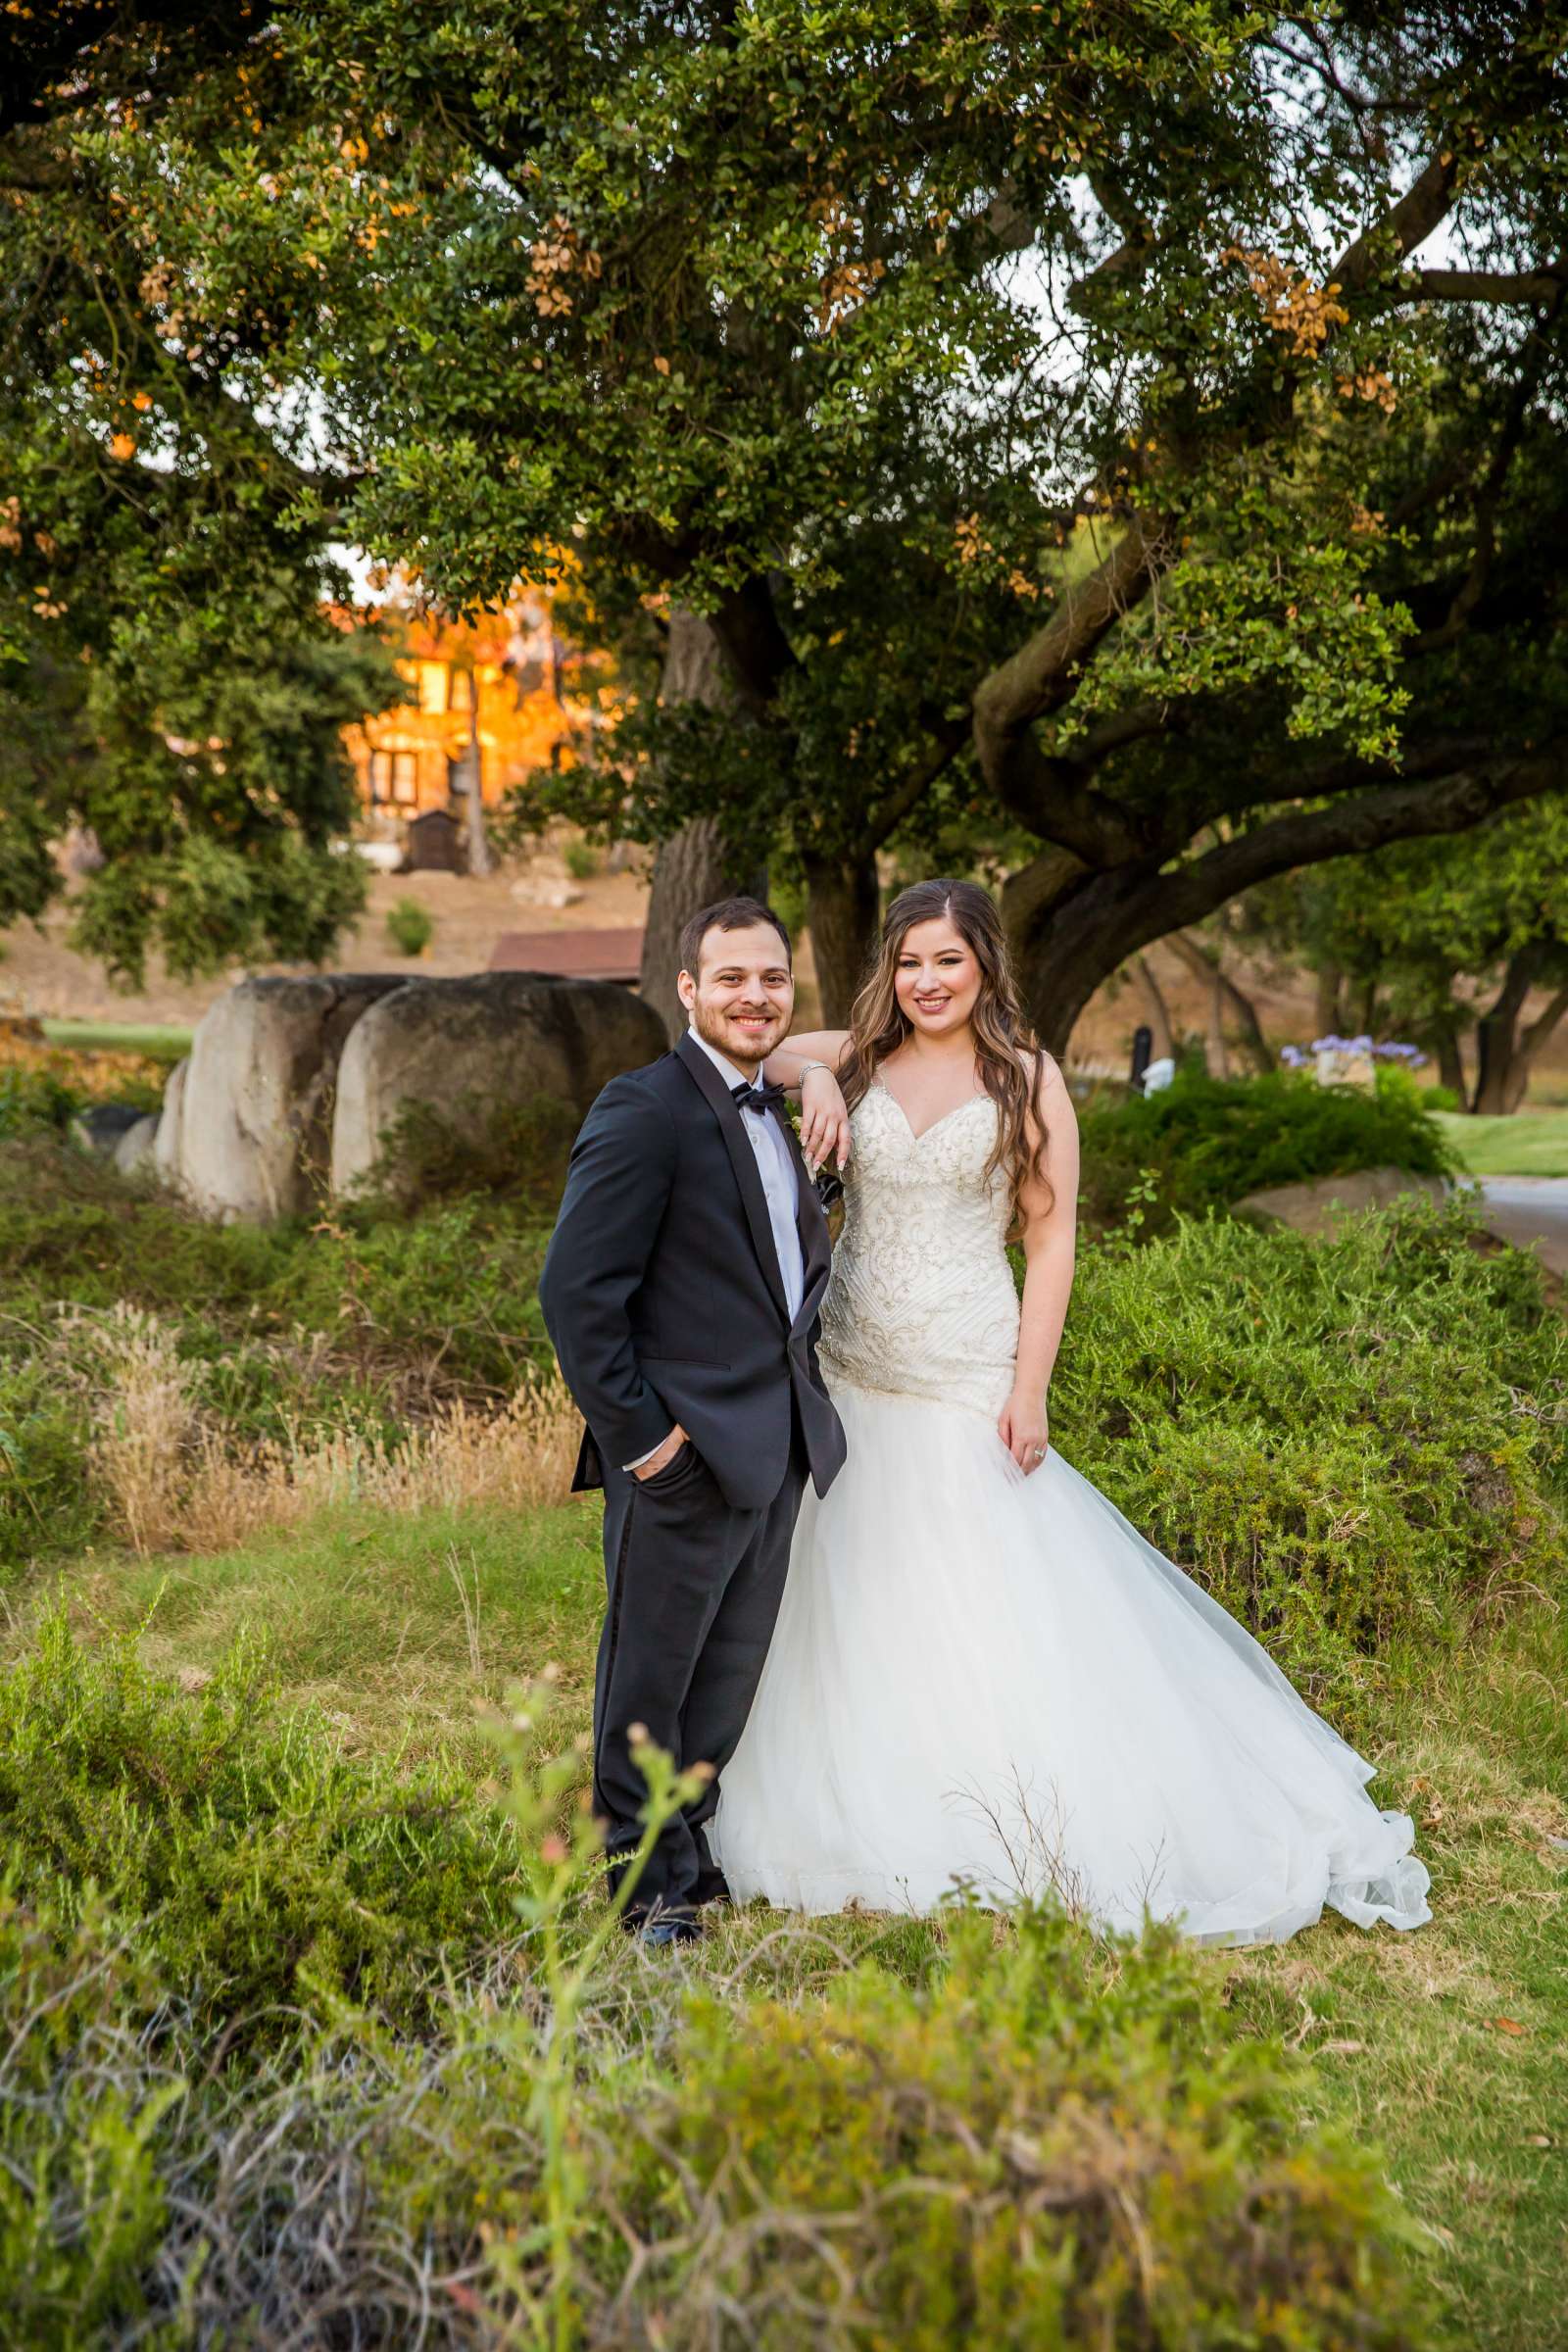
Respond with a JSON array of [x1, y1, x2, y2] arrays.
[[76, 1301, 580, 1555]]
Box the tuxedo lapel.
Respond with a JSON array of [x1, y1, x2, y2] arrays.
[[773, 1102, 833, 1328], [674, 1031, 792, 1326]]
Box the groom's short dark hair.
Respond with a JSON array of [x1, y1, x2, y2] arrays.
[[678, 896, 792, 977]]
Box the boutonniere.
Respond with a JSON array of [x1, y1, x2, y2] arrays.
[[783, 1098, 844, 1209]]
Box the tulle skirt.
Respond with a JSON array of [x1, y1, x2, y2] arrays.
[[711, 1381, 1431, 1945]]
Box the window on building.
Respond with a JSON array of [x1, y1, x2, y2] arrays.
[[369, 749, 421, 806]]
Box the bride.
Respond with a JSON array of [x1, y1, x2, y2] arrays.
[[710, 878, 1431, 1944]]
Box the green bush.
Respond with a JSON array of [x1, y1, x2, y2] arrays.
[[0, 1136, 553, 1396], [361, 1089, 579, 1212], [0, 1886, 1435, 2350], [563, 836, 600, 881], [1056, 1196, 1568, 1710], [384, 894, 434, 956], [0, 1894, 184, 2351], [1078, 1066, 1456, 1236], [627, 1903, 1434, 2350], [0, 1611, 522, 2038], [0, 1363, 97, 1571], [0, 1066, 80, 1140]]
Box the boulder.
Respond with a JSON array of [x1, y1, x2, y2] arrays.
[[1235, 1165, 1448, 1237], [112, 1113, 160, 1178], [330, 971, 667, 1200], [71, 1102, 147, 1158], [153, 1055, 188, 1186], [170, 975, 407, 1221]]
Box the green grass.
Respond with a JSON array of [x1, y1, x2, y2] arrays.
[[55, 1495, 606, 1758], [38, 1019, 193, 1062], [1222, 1608, 1568, 2350], [22, 1495, 1567, 2352], [1436, 1108, 1568, 1177]]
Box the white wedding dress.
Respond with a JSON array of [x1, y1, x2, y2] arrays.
[[710, 1080, 1431, 1944]]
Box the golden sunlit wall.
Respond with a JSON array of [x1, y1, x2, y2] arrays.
[[341, 598, 595, 819]]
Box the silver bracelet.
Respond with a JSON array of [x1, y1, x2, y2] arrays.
[[797, 1059, 831, 1085]]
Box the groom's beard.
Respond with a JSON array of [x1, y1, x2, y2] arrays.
[[690, 997, 790, 1078]]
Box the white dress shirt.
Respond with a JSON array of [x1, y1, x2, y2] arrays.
[[623, 1026, 806, 1469]]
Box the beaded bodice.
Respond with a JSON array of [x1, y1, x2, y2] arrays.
[[817, 1080, 1021, 1417]]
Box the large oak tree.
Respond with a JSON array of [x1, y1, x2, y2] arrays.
[[6, 4, 1567, 1033], [0, 0, 402, 984]]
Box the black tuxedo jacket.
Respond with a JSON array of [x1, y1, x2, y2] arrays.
[[538, 1030, 847, 1511]]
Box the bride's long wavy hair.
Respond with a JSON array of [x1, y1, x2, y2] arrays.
[[838, 879, 1050, 1228]]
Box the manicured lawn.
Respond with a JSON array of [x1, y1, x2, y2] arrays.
[[1436, 1107, 1568, 1177], [24, 1494, 1568, 2352], [39, 1017, 193, 1062]]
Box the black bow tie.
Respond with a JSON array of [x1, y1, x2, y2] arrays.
[[730, 1077, 788, 1115]]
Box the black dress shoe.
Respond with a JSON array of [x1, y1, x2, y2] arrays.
[[630, 1911, 703, 1949], [693, 1868, 733, 1909]]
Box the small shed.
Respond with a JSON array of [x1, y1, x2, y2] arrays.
[[488, 927, 645, 986], [406, 807, 467, 874]]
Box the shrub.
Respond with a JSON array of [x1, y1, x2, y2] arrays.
[[0, 1611, 522, 2038], [0, 1362, 97, 1571], [0, 1143, 567, 1567], [0, 1893, 185, 2351], [385, 894, 434, 956], [1078, 1066, 1456, 1236], [624, 1903, 1436, 2350], [0, 1065, 80, 1140], [1055, 1196, 1568, 1710], [363, 1089, 579, 1210], [0, 1868, 1436, 2348], [563, 836, 600, 881]]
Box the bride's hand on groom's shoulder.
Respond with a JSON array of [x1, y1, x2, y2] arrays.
[[999, 1391, 1050, 1475], [800, 1064, 853, 1174]]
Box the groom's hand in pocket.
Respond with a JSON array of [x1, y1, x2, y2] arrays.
[[632, 1423, 690, 1481]]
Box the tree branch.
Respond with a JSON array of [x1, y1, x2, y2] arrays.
[[1392, 265, 1567, 307], [1166, 745, 1566, 921], [1163, 928, 1273, 1074], [972, 514, 1160, 770], [858, 714, 969, 852], [1331, 151, 1462, 295], [984, 730, 1152, 864]]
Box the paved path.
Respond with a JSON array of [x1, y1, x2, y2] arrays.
[[1478, 1177, 1568, 1278]]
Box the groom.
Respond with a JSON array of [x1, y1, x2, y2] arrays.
[[538, 897, 846, 1943]]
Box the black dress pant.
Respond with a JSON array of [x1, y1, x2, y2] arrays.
[[593, 1434, 806, 1918]]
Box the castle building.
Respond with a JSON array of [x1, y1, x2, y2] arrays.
[[342, 592, 597, 825]]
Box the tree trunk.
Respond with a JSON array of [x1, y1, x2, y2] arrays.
[[1510, 979, 1568, 1110], [1473, 953, 1568, 1114], [638, 611, 745, 1039], [460, 664, 493, 878], [1352, 977, 1379, 1036], [1163, 930, 1274, 1076], [1313, 961, 1344, 1039], [1433, 1022, 1468, 1105], [1203, 972, 1229, 1078], [639, 816, 736, 1038], [803, 851, 880, 1025], [1471, 948, 1541, 1114], [1133, 954, 1175, 1060]]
